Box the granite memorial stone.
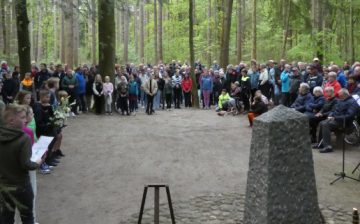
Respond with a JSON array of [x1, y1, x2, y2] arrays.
[[243, 105, 323, 224]]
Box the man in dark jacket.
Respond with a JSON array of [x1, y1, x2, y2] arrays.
[[0, 104, 41, 224], [291, 83, 313, 113], [34, 63, 50, 100], [306, 64, 323, 93], [318, 88, 359, 153]]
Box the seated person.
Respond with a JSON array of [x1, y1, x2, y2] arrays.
[[247, 95, 268, 127], [217, 89, 231, 112], [291, 83, 313, 113], [318, 88, 359, 153], [255, 90, 269, 105], [308, 87, 337, 144], [305, 86, 325, 114], [227, 82, 242, 111]]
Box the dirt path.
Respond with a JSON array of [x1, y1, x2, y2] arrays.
[[35, 109, 360, 224]]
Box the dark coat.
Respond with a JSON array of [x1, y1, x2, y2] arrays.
[[250, 101, 268, 114], [291, 92, 314, 113], [306, 96, 325, 113], [319, 97, 338, 117], [329, 96, 359, 126]]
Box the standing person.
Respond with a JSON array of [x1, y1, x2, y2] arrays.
[[12, 65, 21, 97], [280, 64, 291, 106], [258, 64, 270, 100], [75, 67, 87, 113], [172, 70, 182, 109], [181, 73, 193, 108], [163, 73, 173, 110], [249, 63, 259, 102], [289, 67, 302, 105], [143, 74, 158, 115], [212, 71, 223, 107], [85, 67, 95, 111], [117, 76, 130, 115], [20, 72, 35, 93], [306, 64, 323, 93], [2, 71, 17, 105], [153, 74, 162, 110], [201, 71, 213, 109], [34, 63, 50, 100], [61, 70, 78, 116], [92, 74, 104, 115], [103, 76, 114, 115], [240, 69, 251, 112], [0, 104, 41, 224], [323, 72, 341, 98], [128, 75, 139, 115]]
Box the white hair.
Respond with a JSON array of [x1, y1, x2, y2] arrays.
[[313, 86, 323, 95], [300, 83, 310, 90]]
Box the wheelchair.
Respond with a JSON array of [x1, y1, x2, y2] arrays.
[[344, 116, 360, 145]]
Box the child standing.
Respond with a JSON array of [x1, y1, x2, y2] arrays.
[[103, 76, 114, 115], [117, 76, 129, 115], [128, 75, 139, 115], [163, 73, 173, 110], [92, 74, 104, 115]]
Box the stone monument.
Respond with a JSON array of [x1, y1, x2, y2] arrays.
[[243, 105, 323, 224]]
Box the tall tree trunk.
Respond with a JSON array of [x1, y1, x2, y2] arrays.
[[0, 0, 6, 56], [53, 0, 58, 61], [236, 0, 242, 63], [154, 0, 158, 64], [15, 0, 31, 78], [73, 0, 79, 67], [349, 0, 354, 63], [158, 0, 163, 62], [139, 0, 144, 63], [189, 0, 199, 108], [123, 7, 129, 64], [207, 0, 212, 66], [36, 0, 43, 62], [251, 0, 257, 60], [64, 0, 74, 68], [91, 0, 96, 65], [98, 0, 115, 80], [60, 7, 66, 63], [5, 1, 11, 58], [11, 1, 18, 60], [311, 0, 323, 62], [219, 0, 233, 69], [134, 5, 138, 55], [281, 0, 291, 59]]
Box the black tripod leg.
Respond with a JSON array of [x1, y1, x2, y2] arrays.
[[330, 174, 344, 185]]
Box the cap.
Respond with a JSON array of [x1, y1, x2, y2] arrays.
[[313, 57, 319, 61]]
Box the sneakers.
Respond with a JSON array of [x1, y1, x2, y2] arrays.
[[319, 146, 333, 153], [39, 163, 51, 174]]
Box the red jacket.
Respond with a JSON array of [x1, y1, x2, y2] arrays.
[[324, 80, 341, 98], [181, 78, 192, 92]]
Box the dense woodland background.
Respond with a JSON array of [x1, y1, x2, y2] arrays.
[[1, 0, 360, 69]]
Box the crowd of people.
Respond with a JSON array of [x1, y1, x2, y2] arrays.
[[0, 57, 360, 223]]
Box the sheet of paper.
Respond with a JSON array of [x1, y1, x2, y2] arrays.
[[31, 136, 54, 162]]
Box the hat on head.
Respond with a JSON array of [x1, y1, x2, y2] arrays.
[[313, 57, 319, 62]]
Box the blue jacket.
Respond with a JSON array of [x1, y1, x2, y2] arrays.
[[76, 72, 86, 94], [291, 92, 313, 113], [306, 96, 325, 113], [329, 96, 359, 126], [337, 71, 347, 88], [201, 76, 213, 91], [249, 71, 259, 89], [280, 71, 290, 93], [128, 81, 139, 95]]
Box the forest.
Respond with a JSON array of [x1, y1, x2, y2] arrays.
[[1, 0, 359, 72]]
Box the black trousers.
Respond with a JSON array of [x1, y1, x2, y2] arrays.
[[242, 92, 250, 111], [173, 88, 181, 108], [93, 95, 104, 114], [308, 114, 326, 143], [183, 91, 192, 107], [146, 94, 154, 114], [118, 96, 129, 113], [281, 92, 290, 107], [165, 94, 172, 109], [0, 182, 34, 224]]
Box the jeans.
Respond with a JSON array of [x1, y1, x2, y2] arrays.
[[154, 90, 161, 110], [0, 182, 35, 224], [77, 93, 87, 112], [202, 90, 211, 108]]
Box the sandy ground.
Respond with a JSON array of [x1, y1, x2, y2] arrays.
[[33, 109, 360, 224]]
